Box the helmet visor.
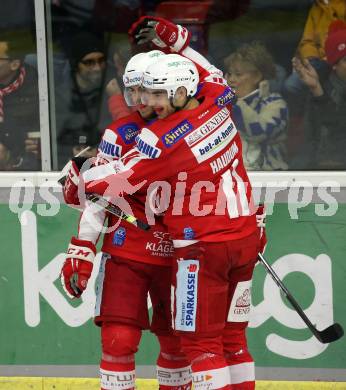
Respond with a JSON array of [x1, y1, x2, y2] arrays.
[[124, 86, 143, 107]]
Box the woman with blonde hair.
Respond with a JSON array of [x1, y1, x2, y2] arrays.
[[224, 41, 288, 170]]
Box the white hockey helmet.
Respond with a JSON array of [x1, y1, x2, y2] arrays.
[[142, 53, 199, 99], [123, 50, 164, 105], [123, 50, 164, 88]]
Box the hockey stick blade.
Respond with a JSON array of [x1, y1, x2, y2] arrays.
[[316, 323, 344, 344], [258, 252, 344, 343]]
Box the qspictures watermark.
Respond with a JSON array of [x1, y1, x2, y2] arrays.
[[8, 174, 341, 234]]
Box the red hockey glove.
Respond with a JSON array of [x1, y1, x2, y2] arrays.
[[60, 237, 96, 298], [58, 157, 88, 207], [129, 16, 191, 53], [256, 204, 267, 254]]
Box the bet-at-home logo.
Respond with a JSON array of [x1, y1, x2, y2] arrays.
[[21, 211, 333, 360]]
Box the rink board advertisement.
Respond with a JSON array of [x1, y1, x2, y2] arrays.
[[0, 202, 345, 369]]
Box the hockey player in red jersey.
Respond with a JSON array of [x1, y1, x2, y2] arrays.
[[83, 51, 260, 389], [129, 17, 260, 389], [60, 51, 192, 390]]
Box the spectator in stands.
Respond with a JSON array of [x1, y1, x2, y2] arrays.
[[284, 0, 346, 96], [55, 30, 114, 168], [0, 30, 40, 171], [224, 41, 289, 170], [292, 20, 346, 169]]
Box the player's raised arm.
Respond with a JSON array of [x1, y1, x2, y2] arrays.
[[129, 16, 226, 84]]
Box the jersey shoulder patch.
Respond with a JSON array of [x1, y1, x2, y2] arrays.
[[215, 86, 236, 107]]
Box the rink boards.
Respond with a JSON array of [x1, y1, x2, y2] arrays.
[[0, 172, 346, 384], [1, 377, 346, 389]]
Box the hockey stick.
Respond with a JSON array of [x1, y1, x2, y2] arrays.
[[257, 252, 344, 343], [85, 193, 150, 231]]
